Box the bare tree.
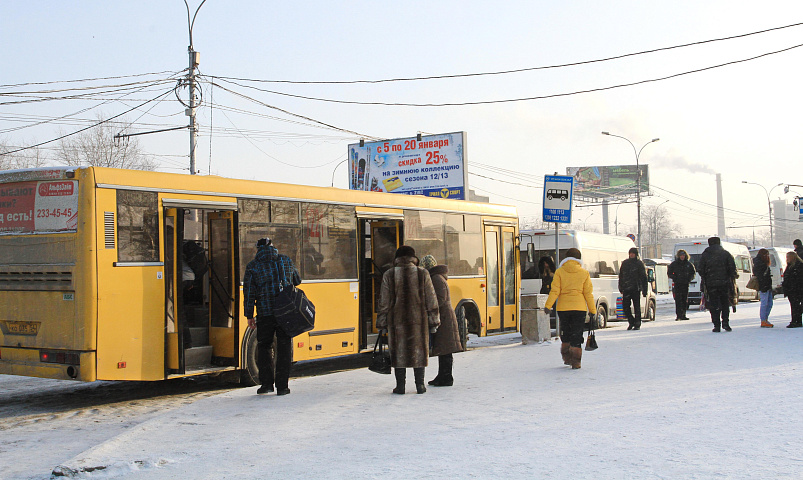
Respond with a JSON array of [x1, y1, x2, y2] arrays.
[[643, 204, 683, 256], [0, 140, 49, 170], [54, 116, 157, 171]]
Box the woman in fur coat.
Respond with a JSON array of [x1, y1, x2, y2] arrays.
[[376, 246, 440, 394], [421, 254, 464, 387]]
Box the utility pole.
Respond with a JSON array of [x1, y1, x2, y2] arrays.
[[184, 0, 206, 175], [187, 47, 199, 175]]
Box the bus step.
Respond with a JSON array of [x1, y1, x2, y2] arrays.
[[188, 327, 209, 347], [185, 345, 213, 367]]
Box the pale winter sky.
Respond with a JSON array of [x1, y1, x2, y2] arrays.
[[2, 1, 803, 239]]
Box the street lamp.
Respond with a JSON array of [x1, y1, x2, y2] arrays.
[[583, 211, 594, 231], [650, 199, 670, 252], [741, 181, 782, 247], [331, 158, 348, 187], [602, 132, 660, 256]]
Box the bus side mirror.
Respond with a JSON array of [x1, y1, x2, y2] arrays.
[[527, 243, 535, 264]]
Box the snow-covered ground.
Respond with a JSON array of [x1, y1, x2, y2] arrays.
[[6, 295, 803, 479]]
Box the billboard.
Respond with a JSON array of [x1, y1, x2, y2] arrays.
[[347, 132, 467, 200], [0, 179, 79, 233], [566, 165, 649, 198]]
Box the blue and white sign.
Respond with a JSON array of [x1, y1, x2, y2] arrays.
[[543, 175, 574, 223]]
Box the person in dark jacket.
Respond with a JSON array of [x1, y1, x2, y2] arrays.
[[243, 238, 301, 396], [794, 239, 803, 259], [421, 255, 464, 387], [376, 246, 440, 394], [538, 256, 556, 295], [782, 251, 803, 328], [619, 247, 648, 330], [667, 249, 696, 321], [697, 237, 737, 332], [752, 248, 774, 328]]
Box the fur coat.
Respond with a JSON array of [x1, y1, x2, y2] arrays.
[[376, 255, 440, 368], [428, 265, 464, 357]]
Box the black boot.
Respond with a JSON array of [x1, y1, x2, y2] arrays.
[[393, 368, 405, 394], [414, 367, 426, 394], [712, 320, 721, 332], [429, 354, 454, 386], [722, 319, 732, 332]]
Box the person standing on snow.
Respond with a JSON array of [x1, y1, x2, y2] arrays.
[[376, 246, 440, 394], [243, 238, 301, 396], [697, 237, 737, 332], [421, 254, 464, 387], [543, 247, 596, 369], [668, 249, 696, 321], [619, 247, 648, 330], [793, 239, 803, 259], [782, 251, 803, 328], [752, 248, 774, 328]]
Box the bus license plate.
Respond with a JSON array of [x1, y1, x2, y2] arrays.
[[4, 321, 40, 335]]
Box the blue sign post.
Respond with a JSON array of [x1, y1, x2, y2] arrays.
[[543, 175, 574, 224]]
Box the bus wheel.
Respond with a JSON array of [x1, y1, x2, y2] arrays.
[[646, 301, 656, 322], [240, 328, 276, 387], [456, 306, 468, 351], [594, 305, 608, 329]]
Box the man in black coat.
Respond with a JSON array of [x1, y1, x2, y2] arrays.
[[619, 247, 648, 330], [794, 239, 803, 259], [667, 249, 696, 321], [697, 237, 737, 332]]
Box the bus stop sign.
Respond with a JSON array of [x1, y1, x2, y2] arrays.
[[543, 175, 574, 224]]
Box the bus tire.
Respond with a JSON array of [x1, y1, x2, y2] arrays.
[[456, 305, 468, 351], [240, 327, 275, 387], [595, 304, 608, 329]]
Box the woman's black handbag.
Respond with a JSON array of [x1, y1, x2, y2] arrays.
[[368, 334, 391, 374], [585, 330, 599, 351]]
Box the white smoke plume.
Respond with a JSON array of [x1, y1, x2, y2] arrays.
[[655, 155, 716, 175]]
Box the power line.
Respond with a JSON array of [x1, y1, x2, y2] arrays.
[[1, 88, 176, 156], [214, 42, 803, 107], [213, 21, 803, 85], [0, 71, 183, 89]]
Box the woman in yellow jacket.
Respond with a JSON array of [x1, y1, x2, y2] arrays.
[[543, 248, 596, 369]]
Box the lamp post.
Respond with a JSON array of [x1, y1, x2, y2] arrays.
[[331, 158, 348, 187], [583, 211, 594, 231], [649, 199, 670, 254], [602, 132, 660, 257], [741, 181, 782, 247]]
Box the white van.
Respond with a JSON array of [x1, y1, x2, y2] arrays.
[[521, 229, 657, 328], [749, 247, 792, 297], [673, 240, 754, 306]]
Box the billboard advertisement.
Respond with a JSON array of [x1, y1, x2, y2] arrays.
[[566, 165, 649, 197], [0, 180, 79, 234], [347, 132, 467, 200]]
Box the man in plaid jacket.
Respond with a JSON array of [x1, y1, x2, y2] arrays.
[[243, 238, 300, 396]]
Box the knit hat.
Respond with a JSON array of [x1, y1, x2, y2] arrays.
[[421, 254, 437, 270], [708, 236, 721, 246], [395, 245, 416, 259], [628, 247, 638, 255], [256, 237, 271, 247]]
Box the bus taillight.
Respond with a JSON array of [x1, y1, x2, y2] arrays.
[[39, 350, 80, 365]]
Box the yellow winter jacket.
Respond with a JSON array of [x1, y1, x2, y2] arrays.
[[544, 258, 596, 313]]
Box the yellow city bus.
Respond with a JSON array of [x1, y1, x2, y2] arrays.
[[0, 166, 519, 384]]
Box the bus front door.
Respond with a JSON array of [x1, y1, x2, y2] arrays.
[[484, 225, 518, 334], [207, 211, 238, 366]]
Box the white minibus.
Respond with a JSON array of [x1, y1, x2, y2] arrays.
[[520, 229, 657, 328], [673, 240, 754, 306]]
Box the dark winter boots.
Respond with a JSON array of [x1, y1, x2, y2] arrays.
[[413, 367, 426, 394], [428, 354, 454, 387], [568, 346, 582, 369], [561, 342, 571, 365], [722, 320, 732, 332], [712, 320, 721, 332], [393, 368, 405, 394]]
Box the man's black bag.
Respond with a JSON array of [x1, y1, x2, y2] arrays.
[[273, 263, 315, 338], [368, 333, 391, 374]]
